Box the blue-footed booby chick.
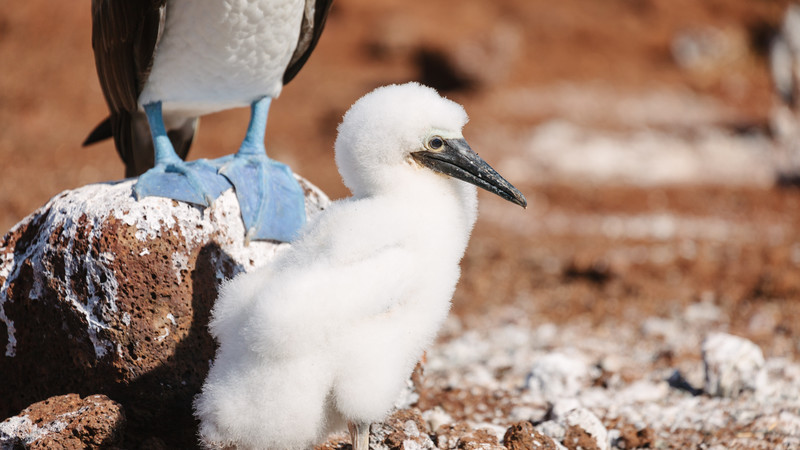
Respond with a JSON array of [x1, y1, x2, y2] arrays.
[[85, 0, 333, 242], [193, 82, 526, 449]]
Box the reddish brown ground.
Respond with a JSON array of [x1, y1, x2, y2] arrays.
[[0, 0, 791, 222], [2, 0, 799, 447]]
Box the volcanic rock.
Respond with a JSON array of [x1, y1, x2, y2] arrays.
[[434, 422, 505, 450], [562, 408, 608, 450], [370, 409, 436, 450], [503, 421, 559, 450], [0, 178, 328, 447], [536, 406, 608, 450], [0, 393, 124, 449]]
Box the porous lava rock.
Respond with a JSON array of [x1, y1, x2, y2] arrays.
[[503, 421, 558, 450], [0, 393, 125, 449], [0, 178, 328, 447], [371, 409, 436, 450], [562, 408, 608, 450], [434, 422, 505, 450]]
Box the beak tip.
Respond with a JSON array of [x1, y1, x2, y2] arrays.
[[514, 192, 528, 209]]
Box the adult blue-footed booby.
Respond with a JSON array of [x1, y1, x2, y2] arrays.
[[193, 83, 526, 450], [85, 0, 333, 242]]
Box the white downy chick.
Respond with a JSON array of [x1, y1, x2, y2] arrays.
[[194, 82, 526, 450]]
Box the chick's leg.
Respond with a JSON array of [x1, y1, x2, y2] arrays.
[[348, 421, 370, 450]]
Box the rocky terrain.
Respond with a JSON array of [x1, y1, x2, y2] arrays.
[[2, 0, 800, 448]]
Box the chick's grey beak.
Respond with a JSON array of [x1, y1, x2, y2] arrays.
[[412, 138, 527, 208]]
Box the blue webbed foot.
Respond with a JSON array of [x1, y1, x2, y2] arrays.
[[134, 101, 232, 206], [219, 154, 306, 242], [134, 159, 232, 206]]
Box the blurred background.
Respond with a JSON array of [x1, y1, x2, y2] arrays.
[[1, 1, 799, 357]]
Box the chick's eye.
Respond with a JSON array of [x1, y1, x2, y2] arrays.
[[428, 136, 444, 150]]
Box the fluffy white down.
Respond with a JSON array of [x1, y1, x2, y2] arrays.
[[335, 83, 470, 198], [194, 83, 478, 449]]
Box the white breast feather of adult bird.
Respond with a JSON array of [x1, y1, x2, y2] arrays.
[[88, 0, 333, 242], [194, 82, 527, 450]]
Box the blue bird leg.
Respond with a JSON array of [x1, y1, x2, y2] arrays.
[[145, 101, 183, 165], [135, 102, 231, 206], [240, 96, 270, 155], [219, 96, 306, 243]]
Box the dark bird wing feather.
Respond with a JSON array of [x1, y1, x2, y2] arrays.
[[284, 0, 334, 84], [87, 0, 194, 177], [87, 0, 333, 177]]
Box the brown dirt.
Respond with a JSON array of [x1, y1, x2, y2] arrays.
[[2, 0, 799, 448], [0, 0, 791, 229], [457, 184, 800, 359]]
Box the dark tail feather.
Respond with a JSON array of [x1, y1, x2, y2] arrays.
[[86, 112, 197, 177], [83, 117, 113, 146]]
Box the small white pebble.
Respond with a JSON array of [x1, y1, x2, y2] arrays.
[[702, 332, 766, 397]]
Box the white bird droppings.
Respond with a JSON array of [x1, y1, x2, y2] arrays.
[[0, 415, 69, 447], [526, 352, 590, 400], [0, 178, 328, 360], [155, 327, 170, 343], [563, 408, 609, 450]]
